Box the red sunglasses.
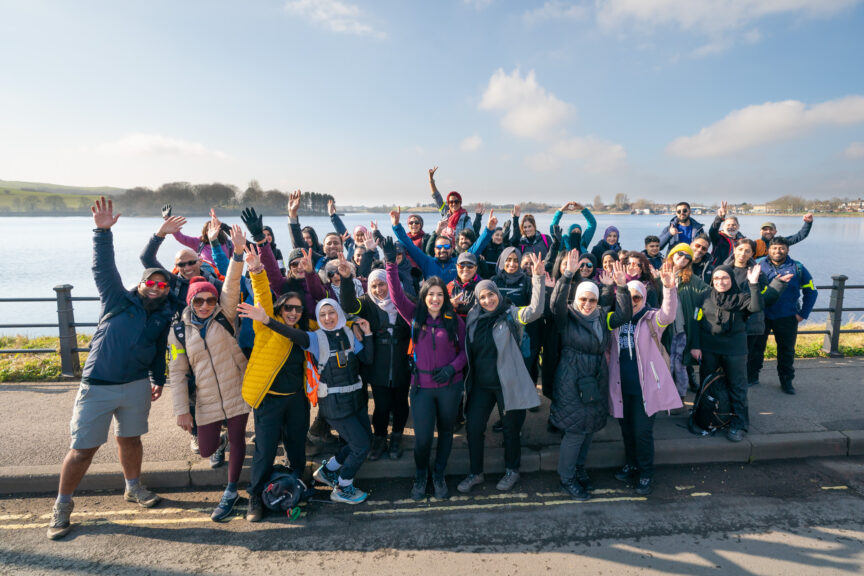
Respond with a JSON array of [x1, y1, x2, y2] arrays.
[[144, 280, 168, 289]]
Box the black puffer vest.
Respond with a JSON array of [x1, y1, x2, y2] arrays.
[[317, 329, 364, 421]]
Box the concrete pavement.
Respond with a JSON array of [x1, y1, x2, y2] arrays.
[[1, 357, 862, 495]]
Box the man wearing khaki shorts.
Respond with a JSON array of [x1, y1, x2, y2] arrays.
[[48, 198, 174, 540]]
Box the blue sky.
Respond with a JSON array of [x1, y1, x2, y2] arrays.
[[1, 0, 863, 205]]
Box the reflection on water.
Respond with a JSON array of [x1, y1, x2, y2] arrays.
[[1, 214, 862, 336]]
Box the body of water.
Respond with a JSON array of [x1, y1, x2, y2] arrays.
[[1, 213, 862, 336]]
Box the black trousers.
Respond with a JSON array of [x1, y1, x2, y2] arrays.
[[328, 408, 373, 480], [466, 387, 526, 474], [750, 315, 799, 384], [371, 385, 410, 437], [701, 351, 749, 430], [618, 392, 656, 479], [249, 392, 310, 496], [411, 381, 463, 475]]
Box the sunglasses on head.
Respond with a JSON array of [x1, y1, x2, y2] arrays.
[[192, 296, 217, 306], [176, 259, 198, 268], [436, 244, 451, 250], [279, 304, 303, 314], [144, 279, 168, 289]]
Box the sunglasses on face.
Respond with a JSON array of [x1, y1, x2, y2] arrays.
[[579, 263, 594, 268], [631, 295, 644, 302], [435, 244, 451, 250], [448, 200, 461, 205], [457, 263, 476, 269], [192, 296, 217, 307], [176, 259, 198, 268], [144, 280, 168, 289], [279, 304, 303, 314], [289, 261, 303, 269], [676, 209, 689, 214], [327, 270, 338, 278], [408, 220, 421, 225]]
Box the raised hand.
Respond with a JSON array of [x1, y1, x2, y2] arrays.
[[511, 204, 521, 218], [353, 317, 371, 335], [611, 261, 628, 287], [390, 205, 401, 227], [650, 265, 661, 280], [206, 220, 221, 243], [336, 253, 352, 277], [288, 190, 302, 217], [209, 207, 221, 229], [486, 209, 498, 231], [746, 265, 761, 284], [502, 219, 512, 235], [572, 202, 584, 211], [157, 215, 187, 238], [240, 207, 265, 242], [230, 224, 246, 255], [803, 212, 814, 223], [659, 260, 676, 288], [381, 237, 397, 263], [717, 200, 728, 219], [545, 271, 555, 288], [370, 220, 378, 235], [597, 270, 613, 286], [341, 231, 351, 246], [475, 203, 486, 216], [435, 219, 448, 235], [429, 166, 438, 181], [551, 225, 563, 244], [161, 204, 172, 220], [300, 248, 314, 273], [92, 197, 121, 230], [328, 199, 336, 216], [669, 223, 679, 236], [237, 301, 269, 323], [564, 248, 580, 275], [529, 252, 544, 276], [243, 243, 261, 270]]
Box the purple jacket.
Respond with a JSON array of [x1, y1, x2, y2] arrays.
[[608, 285, 682, 418], [386, 263, 467, 388], [172, 230, 232, 266], [259, 242, 318, 313]]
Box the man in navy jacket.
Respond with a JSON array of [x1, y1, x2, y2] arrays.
[[751, 237, 818, 395], [48, 198, 173, 540]]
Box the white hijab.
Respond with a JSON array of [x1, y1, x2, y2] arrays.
[[315, 298, 347, 332], [367, 269, 398, 329]]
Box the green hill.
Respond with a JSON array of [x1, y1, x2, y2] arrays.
[[0, 180, 125, 196]]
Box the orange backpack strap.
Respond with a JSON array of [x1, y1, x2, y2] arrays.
[[304, 352, 320, 407]]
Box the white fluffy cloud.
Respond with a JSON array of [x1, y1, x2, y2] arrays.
[[479, 68, 574, 141], [523, 1, 589, 25], [845, 142, 864, 159], [667, 96, 864, 157], [460, 134, 483, 152], [596, 0, 862, 35], [92, 133, 228, 159], [284, 0, 385, 39]]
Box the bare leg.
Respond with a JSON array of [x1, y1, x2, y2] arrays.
[[116, 436, 143, 480], [58, 447, 99, 495]]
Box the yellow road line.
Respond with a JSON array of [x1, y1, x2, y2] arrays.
[[821, 486, 848, 490], [354, 496, 646, 516], [690, 492, 712, 497]]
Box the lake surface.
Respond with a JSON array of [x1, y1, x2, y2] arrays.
[[1, 214, 862, 336]]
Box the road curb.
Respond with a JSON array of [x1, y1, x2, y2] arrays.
[[3, 431, 860, 495]]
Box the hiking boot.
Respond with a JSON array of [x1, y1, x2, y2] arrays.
[[368, 435, 388, 461], [635, 477, 653, 496], [496, 469, 520, 491], [457, 473, 485, 494], [492, 420, 504, 433], [331, 483, 368, 505], [124, 483, 161, 508], [727, 428, 744, 442], [432, 473, 449, 500], [410, 470, 428, 501], [190, 435, 200, 455], [560, 479, 589, 501], [47, 501, 74, 540], [574, 466, 594, 492], [614, 464, 638, 485], [246, 493, 264, 523], [388, 433, 404, 460], [211, 492, 240, 522], [313, 461, 339, 488], [781, 381, 796, 395], [210, 433, 227, 468]]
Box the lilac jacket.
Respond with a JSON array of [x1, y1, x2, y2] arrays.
[[172, 230, 232, 265], [386, 263, 467, 388], [608, 285, 682, 418]]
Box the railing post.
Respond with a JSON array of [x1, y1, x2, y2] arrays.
[[822, 274, 847, 358], [54, 284, 81, 377]]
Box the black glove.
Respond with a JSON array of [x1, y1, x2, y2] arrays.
[[241, 207, 265, 242], [381, 237, 397, 263], [551, 225, 563, 249], [502, 219, 512, 236], [432, 365, 455, 383], [161, 204, 172, 219]]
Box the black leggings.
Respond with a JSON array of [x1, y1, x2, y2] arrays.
[[618, 392, 656, 479], [371, 385, 410, 437], [466, 387, 526, 474], [411, 381, 463, 475], [249, 392, 310, 496]]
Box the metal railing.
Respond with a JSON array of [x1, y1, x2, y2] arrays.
[[1, 277, 863, 378]]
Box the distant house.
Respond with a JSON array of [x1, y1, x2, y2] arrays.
[[751, 204, 768, 214]]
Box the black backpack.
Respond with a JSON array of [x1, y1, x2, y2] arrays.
[[172, 311, 235, 349], [688, 369, 735, 435], [262, 465, 309, 519]]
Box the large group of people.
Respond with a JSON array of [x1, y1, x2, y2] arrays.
[[47, 170, 819, 539]]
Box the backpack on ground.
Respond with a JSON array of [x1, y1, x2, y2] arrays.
[[688, 368, 735, 435], [261, 465, 309, 519]]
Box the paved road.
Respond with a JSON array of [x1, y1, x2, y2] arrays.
[[2, 457, 863, 575]]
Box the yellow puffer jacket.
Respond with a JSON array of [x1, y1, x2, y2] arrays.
[[241, 269, 316, 409], [169, 257, 250, 427]]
